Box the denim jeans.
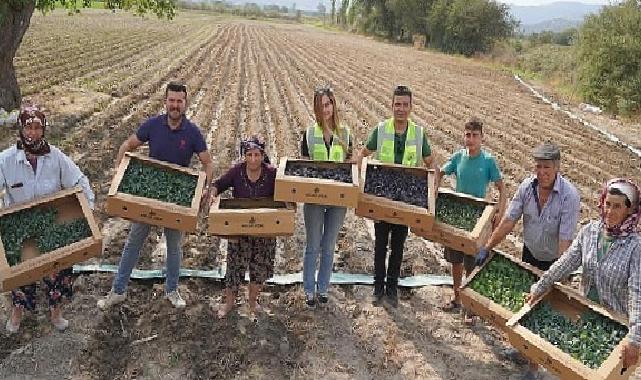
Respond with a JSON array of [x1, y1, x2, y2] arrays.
[[302, 203, 347, 296], [374, 221, 408, 287], [112, 222, 183, 294]]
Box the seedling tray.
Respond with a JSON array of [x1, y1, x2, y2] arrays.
[[208, 197, 296, 237], [274, 157, 359, 207], [506, 285, 638, 380], [0, 187, 102, 291], [106, 152, 206, 232], [460, 250, 541, 333], [355, 158, 436, 230], [412, 188, 496, 254]]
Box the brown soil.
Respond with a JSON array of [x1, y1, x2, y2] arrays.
[[1, 10, 640, 380]]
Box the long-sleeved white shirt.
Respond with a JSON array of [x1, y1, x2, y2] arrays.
[[0, 145, 95, 208]]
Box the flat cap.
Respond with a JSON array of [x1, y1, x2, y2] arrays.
[[532, 141, 561, 160]]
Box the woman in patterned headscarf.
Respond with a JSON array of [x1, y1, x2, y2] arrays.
[[1, 106, 95, 334], [528, 178, 641, 370], [209, 136, 277, 319]]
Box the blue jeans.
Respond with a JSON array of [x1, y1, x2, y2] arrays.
[[302, 204, 347, 296], [112, 222, 183, 294]]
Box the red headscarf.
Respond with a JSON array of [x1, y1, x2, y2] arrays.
[[599, 178, 641, 237], [16, 106, 50, 156]]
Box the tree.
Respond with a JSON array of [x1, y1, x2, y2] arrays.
[[337, 0, 349, 26], [317, 1, 326, 21], [330, 0, 336, 23], [0, 0, 175, 111], [577, 0, 641, 114], [428, 0, 516, 56]]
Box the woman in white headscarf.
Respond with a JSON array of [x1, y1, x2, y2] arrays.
[[528, 178, 641, 370]]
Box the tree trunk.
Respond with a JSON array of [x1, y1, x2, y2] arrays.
[[0, 1, 35, 111]]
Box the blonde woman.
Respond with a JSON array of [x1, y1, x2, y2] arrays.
[[301, 86, 352, 308]]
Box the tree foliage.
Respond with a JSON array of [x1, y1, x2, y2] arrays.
[[428, 0, 516, 56], [576, 0, 641, 114], [344, 0, 515, 55], [0, 0, 176, 110]]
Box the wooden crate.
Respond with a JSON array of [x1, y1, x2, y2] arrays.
[[459, 250, 541, 333], [0, 187, 102, 292], [274, 157, 359, 208], [355, 158, 436, 230], [411, 188, 496, 255], [208, 197, 296, 237], [506, 286, 638, 380], [106, 152, 206, 232]]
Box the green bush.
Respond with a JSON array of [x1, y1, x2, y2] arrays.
[[0, 207, 92, 266], [428, 0, 517, 56], [577, 0, 641, 115], [118, 158, 198, 207]]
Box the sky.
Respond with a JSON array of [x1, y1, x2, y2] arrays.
[[502, 0, 611, 5]]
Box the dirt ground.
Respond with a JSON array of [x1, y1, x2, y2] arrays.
[[1, 9, 640, 380]]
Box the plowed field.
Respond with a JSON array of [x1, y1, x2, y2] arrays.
[[1, 9, 640, 380]]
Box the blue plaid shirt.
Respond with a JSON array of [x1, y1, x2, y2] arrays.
[[531, 221, 641, 345], [506, 174, 581, 261]]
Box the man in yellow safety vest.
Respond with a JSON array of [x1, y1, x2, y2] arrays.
[[356, 85, 433, 307]]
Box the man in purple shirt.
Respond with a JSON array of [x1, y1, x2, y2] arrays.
[[98, 82, 213, 310]]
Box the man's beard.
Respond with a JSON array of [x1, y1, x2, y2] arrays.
[[168, 108, 183, 122]]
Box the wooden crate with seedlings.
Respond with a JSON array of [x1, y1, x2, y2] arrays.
[[274, 157, 359, 208], [208, 197, 296, 237], [459, 250, 541, 333], [355, 158, 436, 230], [106, 152, 206, 232], [411, 188, 496, 255], [506, 286, 638, 380], [0, 187, 102, 292]]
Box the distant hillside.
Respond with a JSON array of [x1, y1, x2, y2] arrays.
[[509, 1, 605, 33], [520, 17, 582, 34]]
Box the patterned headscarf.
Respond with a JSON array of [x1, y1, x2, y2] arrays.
[[239, 136, 270, 164], [599, 178, 640, 237], [17, 106, 51, 156]]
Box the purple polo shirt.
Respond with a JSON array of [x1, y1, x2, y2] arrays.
[[136, 114, 207, 167], [214, 162, 276, 199]]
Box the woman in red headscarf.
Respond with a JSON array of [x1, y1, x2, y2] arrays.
[[1, 107, 95, 334], [528, 178, 641, 370]]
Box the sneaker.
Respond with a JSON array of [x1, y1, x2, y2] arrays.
[[385, 286, 398, 308], [372, 284, 385, 306], [305, 294, 316, 309], [51, 317, 69, 332], [97, 290, 126, 310], [318, 293, 329, 304], [5, 318, 19, 334], [166, 290, 186, 309]]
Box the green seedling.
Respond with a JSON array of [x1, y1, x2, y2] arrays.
[[118, 158, 198, 207], [521, 302, 628, 369], [468, 254, 537, 312], [436, 193, 485, 232]]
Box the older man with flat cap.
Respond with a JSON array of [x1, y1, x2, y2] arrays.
[[475, 141, 581, 380], [476, 141, 581, 269]]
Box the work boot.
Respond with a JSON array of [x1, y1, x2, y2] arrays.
[[372, 283, 385, 306], [385, 284, 398, 308]]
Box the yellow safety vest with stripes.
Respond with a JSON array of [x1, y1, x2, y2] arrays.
[[376, 118, 423, 166], [306, 123, 350, 162]]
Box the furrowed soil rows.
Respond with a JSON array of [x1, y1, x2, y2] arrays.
[[2, 13, 640, 380]]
